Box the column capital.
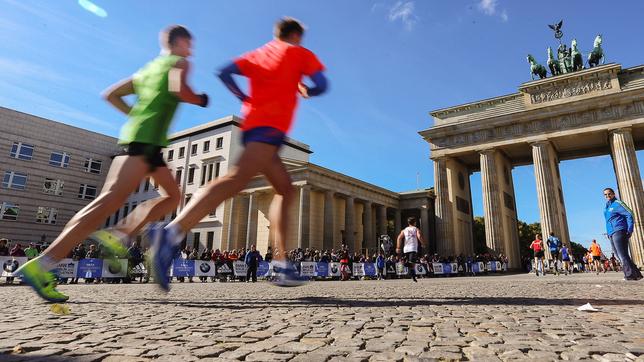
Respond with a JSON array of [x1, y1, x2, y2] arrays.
[[529, 139, 551, 147], [478, 148, 497, 156], [609, 127, 633, 135]]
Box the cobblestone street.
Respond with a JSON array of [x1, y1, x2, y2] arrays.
[[1, 272, 643, 361]]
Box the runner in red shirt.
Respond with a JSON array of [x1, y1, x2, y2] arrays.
[[151, 17, 328, 290], [530, 234, 545, 276]]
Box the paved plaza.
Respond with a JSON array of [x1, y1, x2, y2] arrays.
[[1, 273, 643, 361]]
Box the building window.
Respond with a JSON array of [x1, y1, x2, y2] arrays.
[[200, 165, 207, 186], [10, 142, 34, 160], [175, 169, 182, 184], [122, 204, 130, 220], [203, 141, 210, 153], [112, 208, 120, 225], [178, 147, 185, 159], [207, 231, 214, 250], [36, 207, 57, 224], [84, 158, 102, 174], [207, 163, 214, 182], [167, 150, 174, 161], [191, 144, 198, 156], [131, 202, 138, 210], [216, 137, 223, 149], [215, 162, 221, 178], [185, 194, 192, 206], [209, 207, 217, 217], [2, 171, 27, 190], [43, 178, 64, 196], [187, 166, 196, 184], [144, 178, 150, 192], [193, 232, 201, 251], [0, 202, 19, 221], [49, 152, 70, 168], [78, 184, 97, 200]]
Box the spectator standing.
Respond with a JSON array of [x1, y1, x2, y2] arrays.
[[264, 246, 273, 263], [376, 252, 385, 280], [603, 187, 643, 281], [85, 244, 100, 283], [24, 243, 39, 260], [245, 244, 261, 283]]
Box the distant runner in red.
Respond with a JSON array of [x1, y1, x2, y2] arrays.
[[149, 17, 328, 290]]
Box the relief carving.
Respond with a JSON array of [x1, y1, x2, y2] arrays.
[[529, 78, 612, 104], [430, 102, 643, 149]]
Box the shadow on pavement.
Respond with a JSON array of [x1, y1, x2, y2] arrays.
[[69, 296, 644, 309]]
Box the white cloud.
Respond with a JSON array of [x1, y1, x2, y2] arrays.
[[500, 9, 509, 22], [477, 0, 509, 21], [388, 1, 418, 31], [478, 0, 498, 15]]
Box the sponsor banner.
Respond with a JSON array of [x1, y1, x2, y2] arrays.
[[216, 261, 234, 275], [458, 264, 464, 273], [433, 262, 444, 274], [495, 261, 502, 271], [257, 261, 271, 277], [414, 263, 426, 275], [328, 262, 341, 277], [233, 261, 247, 276], [352, 263, 365, 276], [363, 263, 377, 277], [131, 263, 147, 276], [194, 261, 216, 277], [386, 263, 397, 275], [486, 262, 492, 271], [316, 262, 329, 277], [396, 262, 408, 275], [443, 263, 452, 274], [102, 259, 128, 278], [78, 258, 103, 279], [451, 263, 458, 274], [300, 262, 317, 277], [0, 256, 27, 277], [471, 262, 485, 273], [52, 258, 77, 278], [502, 262, 508, 271]]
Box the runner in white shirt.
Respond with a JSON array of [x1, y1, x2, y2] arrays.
[[396, 217, 425, 282]]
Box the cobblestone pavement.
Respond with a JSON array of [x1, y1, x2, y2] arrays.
[[1, 272, 643, 361]]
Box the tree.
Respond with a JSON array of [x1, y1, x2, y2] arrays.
[[472, 216, 487, 254]]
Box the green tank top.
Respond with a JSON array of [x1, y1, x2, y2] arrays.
[[118, 54, 182, 147]]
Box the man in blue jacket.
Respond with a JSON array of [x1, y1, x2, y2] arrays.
[[603, 187, 643, 280], [245, 244, 262, 283]]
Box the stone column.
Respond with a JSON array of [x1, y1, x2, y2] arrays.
[[363, 201, 373, 252], [610, 128, 644, 266], [532, 141, 567, 260], [246, 192, 258, 248], [297, 185, 311, 249], [323, 190, 335, 251], [420, 206, 430, 250], [345, 196, 355, 249], [377, 205, 387, 238], [394, 209, 402, 235], [480, 149, 503, 253], [433, 157, 453, 256]]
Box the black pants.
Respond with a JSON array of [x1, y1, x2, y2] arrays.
[[404, 252, 417, 278], [246, 264, 257, 282]]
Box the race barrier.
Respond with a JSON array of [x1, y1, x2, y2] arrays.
[[0, 256, 509, 280]]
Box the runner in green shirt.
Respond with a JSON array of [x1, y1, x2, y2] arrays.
[[16, 25, 209, 302]]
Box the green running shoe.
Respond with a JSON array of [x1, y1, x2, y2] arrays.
[[15, 259, 69, 303], [91, 229, 128, 259]]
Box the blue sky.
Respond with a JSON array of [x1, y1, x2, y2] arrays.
[[2, 0, 644, 253]]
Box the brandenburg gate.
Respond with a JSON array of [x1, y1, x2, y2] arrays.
[[420, 63, 644, 268]]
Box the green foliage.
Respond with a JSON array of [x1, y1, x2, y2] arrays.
[[472, 216, 487, 254], [569, 241, 587, 259]]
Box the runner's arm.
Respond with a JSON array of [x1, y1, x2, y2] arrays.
[[102, 78, 134, 115], [169, 59, 208, 107], [416, 229, 425, 249], [396, 231, 404, 253], [217, 62, 248, 102], [616, 201, 635, 235], [299, 71, 328, 98]]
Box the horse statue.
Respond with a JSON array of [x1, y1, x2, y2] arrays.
[[570, 39, 584, 71], [547, 47, 561, 76], [527, 54, 547, 80], [588, 34, 604, 68]]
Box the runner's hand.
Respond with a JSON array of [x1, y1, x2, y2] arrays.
[[298, 83, 310, 98]]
